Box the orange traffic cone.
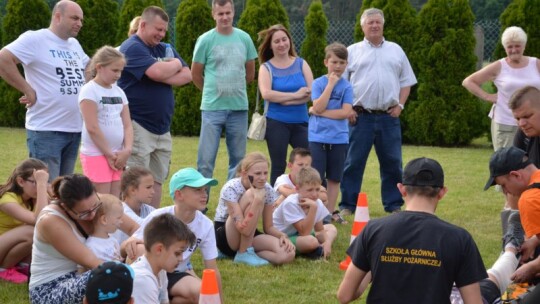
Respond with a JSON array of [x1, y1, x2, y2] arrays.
[[199, 269, 221, 304], [339, 192, 370, 270]]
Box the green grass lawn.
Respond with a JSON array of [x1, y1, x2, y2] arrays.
[[0, 127, 503, 303]]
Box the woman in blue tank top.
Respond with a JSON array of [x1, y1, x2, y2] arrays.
[[257, 24, 314, 185]]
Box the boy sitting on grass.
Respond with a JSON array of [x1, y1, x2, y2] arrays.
[[273, 148, 330, 214], [130, 168, 222, 303], [131, 213, 195, 304], [273, 167, 337, 259]]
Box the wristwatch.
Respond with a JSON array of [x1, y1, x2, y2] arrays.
[[397, 103, 404, 110]]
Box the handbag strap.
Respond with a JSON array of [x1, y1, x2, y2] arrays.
[[256, 62, 272, 115]]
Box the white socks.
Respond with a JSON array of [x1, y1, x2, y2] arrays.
[[487, 251, 519, 294]]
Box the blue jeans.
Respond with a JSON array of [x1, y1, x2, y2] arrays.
[[197, 110, 247, 181], [265, 118, 308, 185], [27, 130, 81, 181], [339, 113, 404, 213]]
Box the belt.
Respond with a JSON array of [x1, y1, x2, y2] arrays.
[[353, 105, 388, 115]]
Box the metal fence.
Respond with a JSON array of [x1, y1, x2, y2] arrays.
[[474, 19, 501, 62], [289, 20, 357, 52], [169, 18, 501, 64], [288, 19, 502, 63]]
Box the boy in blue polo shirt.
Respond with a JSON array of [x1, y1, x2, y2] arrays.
[[309, 42, 355, 221]]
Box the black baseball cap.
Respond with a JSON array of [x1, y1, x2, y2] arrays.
[[85, 261, 134, 304], [484, 147, 531, 190], [402, 157, 444, 188]]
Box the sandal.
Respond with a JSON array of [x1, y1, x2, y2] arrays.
[[331, 210, 348, 224]]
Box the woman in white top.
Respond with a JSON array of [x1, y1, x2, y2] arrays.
[[29, 174, 139, 304], [463, 26, 540, 151], [463, 26, 540, 212]]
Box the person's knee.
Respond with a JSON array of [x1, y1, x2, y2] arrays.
[[271, 249, 295, 265], [325, 224, 338, 237], [298, 236, 319, 253], [171, 280, 200, 304], [19, 225, 34, 244]]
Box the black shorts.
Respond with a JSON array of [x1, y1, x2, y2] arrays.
[[214, 221, 262, 257], [167, 271, 192, 291], [479, 278, 499, 304]]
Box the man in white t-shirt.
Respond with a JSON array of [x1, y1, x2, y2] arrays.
[[0, 0, 89, 180]]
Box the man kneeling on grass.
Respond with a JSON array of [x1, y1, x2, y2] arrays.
[[337, 157, 487, 304]]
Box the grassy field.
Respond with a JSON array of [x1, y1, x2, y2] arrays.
[[0, 127, 504, 303]]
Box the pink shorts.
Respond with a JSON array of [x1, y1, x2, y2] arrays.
[[80, 154, 123, 183]]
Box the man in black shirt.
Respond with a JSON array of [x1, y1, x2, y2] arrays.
[[337, 157, 487, 304]]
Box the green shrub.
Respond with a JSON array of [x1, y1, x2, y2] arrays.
[[77, 0, 119, 56], [404, 0, 489, 146], [174, 0, 213, 65], [238, 0, 289, 44], [300, 0, 328, 78], [2, 0, 49, 45], [170, 0, 213, 136]]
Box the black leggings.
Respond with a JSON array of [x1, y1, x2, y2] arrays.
[[265, 118, 308, 185]]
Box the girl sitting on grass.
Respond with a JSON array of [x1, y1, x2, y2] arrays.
[[0, 158, 48, 284], [111, 166, 155, 245], [214, 152, 295, 266]]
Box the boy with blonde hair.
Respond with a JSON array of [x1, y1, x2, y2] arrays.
[[273, 167, 337, 259]]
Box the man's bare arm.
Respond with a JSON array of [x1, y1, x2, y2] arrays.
[[0, 48, 36, 105]]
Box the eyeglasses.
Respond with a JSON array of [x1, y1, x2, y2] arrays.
[[24, 179, 36, 185], [67, 193, 102, 220]]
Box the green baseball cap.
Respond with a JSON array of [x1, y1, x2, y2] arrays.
[[169, 168, 218, 198]]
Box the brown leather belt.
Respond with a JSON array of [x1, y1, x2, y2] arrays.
[[353, 105, 388, 115]]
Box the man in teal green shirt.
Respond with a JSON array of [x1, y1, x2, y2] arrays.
[[191, 0, 257, 182]]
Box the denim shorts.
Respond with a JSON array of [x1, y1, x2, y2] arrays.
[[26, 130, 81, 181]]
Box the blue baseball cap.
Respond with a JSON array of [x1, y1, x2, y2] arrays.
[[169, 168, 218, 198]]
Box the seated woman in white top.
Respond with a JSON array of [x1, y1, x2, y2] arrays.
[[29, 174, 139, 304]]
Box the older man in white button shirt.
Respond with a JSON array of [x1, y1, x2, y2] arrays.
[[339, 8, 417, 215]]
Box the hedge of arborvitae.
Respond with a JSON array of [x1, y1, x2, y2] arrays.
[[238, 0, 290, 44], [77, 0, 119, 56], [0, 0, 50, 128], [404, 0, 490, 146], [170, 0, 213, 136], [300, 0, 328, 79]]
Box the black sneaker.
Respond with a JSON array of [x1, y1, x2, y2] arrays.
[[302, 246, 324, 260], [502, 211, 525, 250]]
